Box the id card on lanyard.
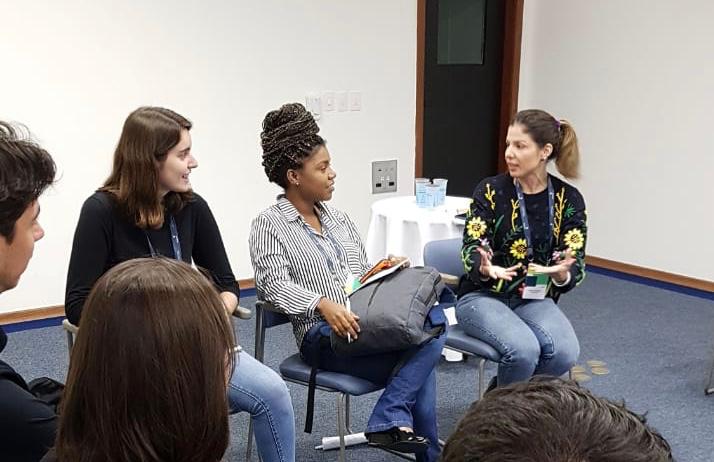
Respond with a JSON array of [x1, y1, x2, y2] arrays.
[[515, 178, 554, 300], [144, 215, 182, 261], [307, 222, 356, 342]]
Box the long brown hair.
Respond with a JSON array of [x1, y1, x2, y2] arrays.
[[56, 258, 236, 462], [511, 109, 580, 179], [101, 107, 193, 229]]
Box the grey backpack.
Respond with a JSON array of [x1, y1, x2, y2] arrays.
[[330, 266, 445, 356]]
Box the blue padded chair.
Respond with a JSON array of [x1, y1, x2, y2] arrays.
[[246, 300, 388, 462], [423, 238, 501, 398]]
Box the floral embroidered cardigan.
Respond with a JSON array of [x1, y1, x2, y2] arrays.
[[459, 173, 587, 299]]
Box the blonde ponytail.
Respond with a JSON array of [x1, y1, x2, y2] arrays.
[[555, 119, 580, 179]]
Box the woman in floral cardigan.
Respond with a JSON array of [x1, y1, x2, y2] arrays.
[[456, 109, 587, 389]]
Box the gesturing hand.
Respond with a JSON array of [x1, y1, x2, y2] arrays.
[[528, 250, 576, 284], [477, 247, 521, 281], [317, 298, 361, 339]]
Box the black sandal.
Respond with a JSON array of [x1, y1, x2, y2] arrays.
[[366, 428, 430, 454]]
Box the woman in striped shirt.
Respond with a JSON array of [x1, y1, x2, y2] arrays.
[[249, 103, 447, 461]]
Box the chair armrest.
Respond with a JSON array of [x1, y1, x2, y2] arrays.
[[255, 300, 279, 313], [62, 319, 79, 335], [232, 305, 253, 320], [440, 272, 460, 287]]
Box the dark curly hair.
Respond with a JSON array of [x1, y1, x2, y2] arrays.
[[0, 121, 56, 242], [260, 102, 325, 188]]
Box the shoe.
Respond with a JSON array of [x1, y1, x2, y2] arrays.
[[366, 428, 430, 454]]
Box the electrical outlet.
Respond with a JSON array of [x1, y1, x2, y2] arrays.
[[371, 160, 398, 194]]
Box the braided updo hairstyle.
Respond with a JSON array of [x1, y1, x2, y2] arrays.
[[260, 103, 325, 188]]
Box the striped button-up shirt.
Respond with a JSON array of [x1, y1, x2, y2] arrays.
[[249, 196, 372, 348]]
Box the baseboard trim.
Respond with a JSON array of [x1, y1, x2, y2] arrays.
[[6, 263, 707, 327], [586, 256, 713, 296], [0, 278, 258, 326], [0, 305, 65, 325]]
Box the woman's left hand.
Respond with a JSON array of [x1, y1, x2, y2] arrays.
[[528, 250, 576, 284]]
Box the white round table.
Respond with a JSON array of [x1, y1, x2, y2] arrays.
[[365, 195, 471, 266]]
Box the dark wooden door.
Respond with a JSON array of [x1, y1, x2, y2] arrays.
[[422, 0, 507, 197]]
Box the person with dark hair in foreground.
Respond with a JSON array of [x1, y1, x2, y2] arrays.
[[250, 103, 447, 461], [0, 121, 57, 461], [441, 377, 673, 462], [64, 106, 295, 461], [44, 258, 236, 461]]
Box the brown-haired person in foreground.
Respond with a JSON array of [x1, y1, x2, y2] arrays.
[[441, 377, 673, 462], [64, 107, 295, 461], [42, 258, 235, 461], [456, 109, 587, 391], [0, 121, 57, 461]]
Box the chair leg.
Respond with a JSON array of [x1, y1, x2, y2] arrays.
[[344, 394, 352, 433], [477, 358, 486, 399], [706, 354, 714, 395], [65, 330, 74, 356], [254, 309, 265, 362], [245, 420, 254, 461], [336, 393, 347, 462]]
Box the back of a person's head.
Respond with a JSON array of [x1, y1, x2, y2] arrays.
[[56, 257, 236, 462], [441, 377, 673, 462]]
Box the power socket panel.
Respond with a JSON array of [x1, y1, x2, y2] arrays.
[[371, 160, 398, 194]]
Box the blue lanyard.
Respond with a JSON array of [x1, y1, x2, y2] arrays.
[[144, 215, 182, 261], [514, 177, 555, 261], [305, 220, 349, 280]]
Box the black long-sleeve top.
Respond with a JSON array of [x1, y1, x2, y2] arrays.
[[1, 328, 57, 461], [65, 191, 239, 325], [458, 173, 587, 299]]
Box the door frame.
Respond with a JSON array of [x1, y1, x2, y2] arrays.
[[415, 0, 524, 177]]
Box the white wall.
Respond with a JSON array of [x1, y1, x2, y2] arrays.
[[519, 0, 714, 281], [0, 0, 417, 313]]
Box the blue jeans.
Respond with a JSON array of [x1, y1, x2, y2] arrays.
[[228, 350, 295, 462], [455, 291, 579, 386], [300, 307, 447, 462]]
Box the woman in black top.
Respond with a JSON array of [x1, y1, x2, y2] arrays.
[[64, 107, 296, 462], [456, 109, 587, 389]]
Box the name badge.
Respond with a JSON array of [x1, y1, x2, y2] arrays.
[[522, 270, 549, 300]]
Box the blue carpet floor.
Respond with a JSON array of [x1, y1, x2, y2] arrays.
[[2, 272, 713, 461]]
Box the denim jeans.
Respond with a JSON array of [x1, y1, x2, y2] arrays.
[[228, 350, 295, 462], [455, 291, 579, 386], [300, 306, 447, 462]]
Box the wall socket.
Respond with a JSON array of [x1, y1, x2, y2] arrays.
[[371, 160, 398, 194]]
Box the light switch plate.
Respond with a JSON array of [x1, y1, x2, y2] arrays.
[[336, 91, 348, 112], [371, 160, 398, 194]]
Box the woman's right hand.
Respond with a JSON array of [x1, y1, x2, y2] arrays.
[[477, 247, 521, 281], [317, 298, 361, 339]]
